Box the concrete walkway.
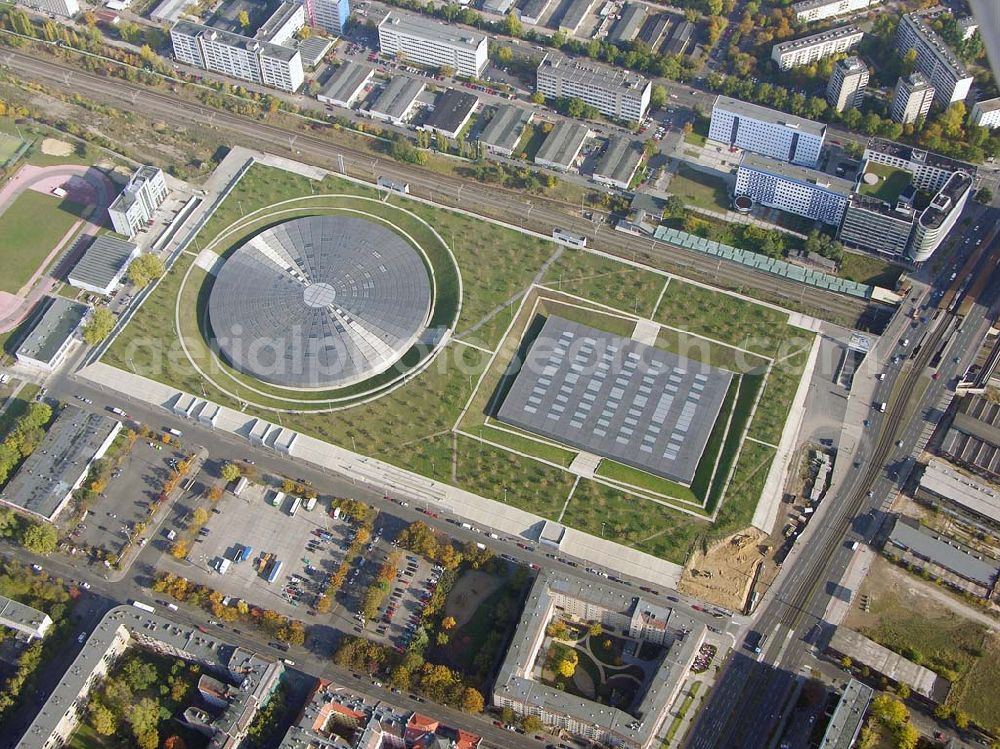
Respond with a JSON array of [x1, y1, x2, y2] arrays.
[[75, 361, 685, 588]]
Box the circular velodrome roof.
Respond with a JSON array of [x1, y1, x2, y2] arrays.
[[208, 215, 432, 389]]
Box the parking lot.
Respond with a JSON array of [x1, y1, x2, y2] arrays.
[[156, 480, 353, 620], [66, 435, 188, 562]]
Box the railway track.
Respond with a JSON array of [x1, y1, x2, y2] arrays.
[[5, 48, 875, 326]]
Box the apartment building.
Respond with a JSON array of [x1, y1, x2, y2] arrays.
[[735, 153, 852, 225], [896, 7, 973, 106], [771, 24, 863, 70], [971, 97, 1000, 129], [826, 56, 868, 112], [708, 95, 826, 168], [862, 137, 975, 193], [910, 170, 972, 262], [536, 55, 651, 122], [170, 20, 304, 91], [890, 73, 935, 124], [109, 165, 168, 237], [302, 0, 350, 35], [378, 12, 488, 78], [791, 0, 879, 24]]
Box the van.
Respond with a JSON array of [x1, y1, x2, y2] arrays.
[[878, 402, 887, 413], [167, 428, 183, 437], [849, 541, 859, 551], [167, 603, 179, 612]]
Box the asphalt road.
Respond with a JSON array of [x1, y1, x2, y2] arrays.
[[685, 207, 1000, 749], [2, 47, 878, 328]]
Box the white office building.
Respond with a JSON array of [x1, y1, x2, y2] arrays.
[[15, 0, 78, 17], [791, 0, 879, 23], [377, 13, 487, 79], [971, 98, 1000, 129], [255, 1, 305, 45], [910, 170, 973, 262], [896, 7, 973, 106], [170, 20, 304, 92], [826, 56, 868, 112], [536, 56, 651, 122], [109, 165, 168, 237], [302, 0, 350, 35], [890, 73, 935, 124], [708, 96, 826, 168], [771, 24, 863, 70], [735, 153, 852, 226]]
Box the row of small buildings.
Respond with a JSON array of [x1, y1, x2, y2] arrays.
[[708, 95, 975, 264]]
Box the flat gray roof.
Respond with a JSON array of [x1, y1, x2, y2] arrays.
[[68, 235, 138, 292], [818, 679, 873, 749], [497, 316, 733, 484], [0, 405, 120, 521], [608, 3, 647, 44], [171, 19, 299, 62], [297, 36, 333, 67], [714, 95, 827, 138], [558, 0, 594, 31], [0, 595, 50, 636], [828, 626, 950, 703], [255, 1, 301, 42], [366, 76, 425, 119], [772, 24, 862, 54], [593, 135, 643, 185], [534, 121, 590, 168], [379, 12, 486, 49], [318, 61, 373, 105], [976, 97, 1000, 114], [538, 55, 650, 93], [425, 88, 478, 135], [17, 296, 88, 366], [740, 152, 855, 194], [919, 459, 1000, 522], [478, 104, 532, 152], [888, 516, 998, 587], [16, 605, 283, 749]]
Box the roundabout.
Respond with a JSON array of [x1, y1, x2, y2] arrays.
[[173, 194, 462, 413]]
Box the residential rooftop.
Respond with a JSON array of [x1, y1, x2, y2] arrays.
[[538, 55, 650, 92], [741, 152, 854, 193], [864, 137, 976, 178], [379, 12, 487, 49], [713, 96, 827, 137], [0, 595, 52, 638], [172, 19, 299, 61], [903, 8, 969, 77], [254, 1, 301, 42], [818, 679, 874, 749], [772, 24, 862, 55]]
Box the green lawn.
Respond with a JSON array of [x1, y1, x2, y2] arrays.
[[0, 383, 40, 437], [684, 117, 709, 147], [0, 131, 25, 163], [0, 191, 84, 293], [541, 249, 666, 318], [838, 251, 904, 288], [857, 162, 911, 203], [515, 123, 548, 162], [667, 164, 730, 213]]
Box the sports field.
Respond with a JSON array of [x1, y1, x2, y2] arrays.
[[0, 191, 82, 294], [101, 163, 813, 564], [0, 131, 26, 165]]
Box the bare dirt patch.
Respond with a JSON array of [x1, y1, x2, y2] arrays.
[[679, 528, 767, 610], [40, 138, 73, 156], [442, 569, 504, 629]]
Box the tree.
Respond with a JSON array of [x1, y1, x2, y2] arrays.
[[461, 687, 484, 713], [530, 91, 545, 105], [588, 623, 603, 637], [894, 723, 919, 749], [164, 737, 187, 749], [238, 9, 250, 27], [896, 682, 910, 700], [523, 715, 543, 732], [650, 85, 667, 110], [555, 649, 578, 678], [123, 658, 159, 691], [170, 541, 189, 559], [126, 254, 165, 287], [83, 307, 116, 345], [954, 710, 970, 729], [220, 463, 242, 482], [975, 187, 993, 204], [840, 656, 853, 669], [436, 632, 449, 646], [191, 507, 209, 526], [21, 523, 57, 554], [90, 701, 117, 736], [442, 616, 457, 630]]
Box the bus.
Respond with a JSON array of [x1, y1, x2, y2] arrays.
[[288, 496, 302, 517], [131, 601, 155, 613], [304, 496, 317, 511], [552, 228, 587, 248], [271, 490, 285, 507]]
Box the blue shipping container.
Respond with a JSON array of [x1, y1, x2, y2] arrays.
[[266, 560, 283, 584], [239, 545, 253, 562]]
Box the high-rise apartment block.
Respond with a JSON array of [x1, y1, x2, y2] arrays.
[[378, 12, 488, 78], [890, 73, 935, 124], [735, 153, 852, 226], [826, 56, 868, 112], [971, 98, 1000, 129], [708, 96, 826, 168], [303, 0, 350, 35], [535, 56, 651, 122], [895, 7, 973, 106], [791, 0, 879, 24], [109, 166, 168, 237], [771, 24, 863, 70]]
